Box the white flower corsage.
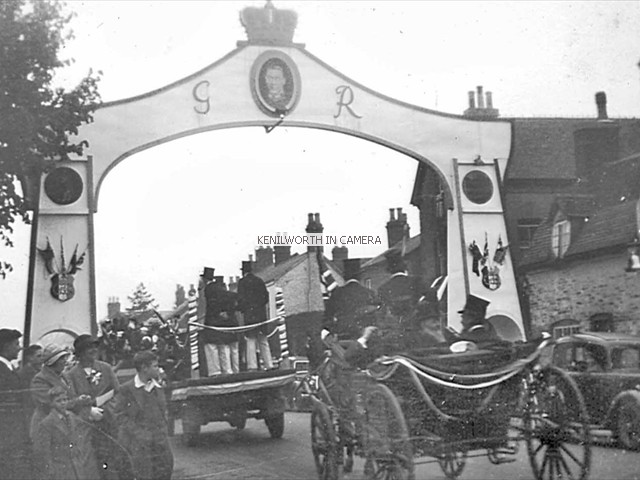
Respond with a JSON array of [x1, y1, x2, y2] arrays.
[[86, 369, 102, 386]]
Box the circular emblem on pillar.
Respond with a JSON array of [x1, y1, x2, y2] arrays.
[[44, 167, 84, 205], [462, 170, 493, 204], [250, 50, 301, 117]]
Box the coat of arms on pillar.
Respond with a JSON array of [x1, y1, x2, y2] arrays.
[[37, 238, 86, 302], [468, 233, 509, 291]]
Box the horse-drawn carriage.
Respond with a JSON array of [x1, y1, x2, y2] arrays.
[[301, 335, 591, 480]]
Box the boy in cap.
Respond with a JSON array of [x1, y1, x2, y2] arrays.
[[0, 328, 33, 478], [33, 386, 99, 480], [114, 350, 173, 480]]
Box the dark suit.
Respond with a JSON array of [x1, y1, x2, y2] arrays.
[[237, 273, 270, 337], [65, 360, 122, 480], [459, 322, 500, 343], [377, 273, 424, 353], [203, 287, 239, 345], [114, 379, 173, 480], [324, 280, 380, 340], [0, 360, 33, 479]]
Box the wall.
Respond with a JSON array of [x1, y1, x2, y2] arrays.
[[526, 252, 640, 336]]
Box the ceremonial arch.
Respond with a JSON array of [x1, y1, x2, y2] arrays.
[[25, 2, 524, 345]]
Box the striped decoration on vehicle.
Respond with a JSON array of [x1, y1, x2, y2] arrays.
[[275, 288, 288, 359], [187, 292, 200, 376]]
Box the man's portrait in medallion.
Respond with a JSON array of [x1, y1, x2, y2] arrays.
[[251, 51, 300, 117]]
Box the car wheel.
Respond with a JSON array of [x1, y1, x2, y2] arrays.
[[617, 402, 640, 450]]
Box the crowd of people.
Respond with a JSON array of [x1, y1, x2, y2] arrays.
[[0, 330, 173, 480]]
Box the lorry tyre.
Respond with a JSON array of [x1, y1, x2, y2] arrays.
[[265, 412, 285, 439]]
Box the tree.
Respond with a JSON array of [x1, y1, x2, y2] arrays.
[[174, 284, 186, 309], [126, 282, 158, 316], [0, 0, 101, 277]]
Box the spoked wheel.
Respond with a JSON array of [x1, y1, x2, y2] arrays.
[[522, 366, 591, 480], [437, 449, 467, 479], [363, 383, 414, 480], [311, 403, 341, 480]]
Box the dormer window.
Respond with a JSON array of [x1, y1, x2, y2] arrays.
[[552, 220, 571, 258]]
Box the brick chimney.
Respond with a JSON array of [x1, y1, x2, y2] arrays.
[[305, 212, 324, 252], [107, 297, 121, 319], [274, 245, 291, 265], [254, 246, 274, 272], [463, 86, 499, 119], [332, 246, 348, 263], [386, 208, 410, 248]]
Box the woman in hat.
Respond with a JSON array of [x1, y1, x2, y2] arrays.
[[30, 344, 93, 439], [65, 334, 124, 480]]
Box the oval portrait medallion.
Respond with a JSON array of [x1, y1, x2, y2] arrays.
[[250, 50, 301, 117]]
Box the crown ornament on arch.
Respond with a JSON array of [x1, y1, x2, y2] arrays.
[[240, 1, 298, 46]]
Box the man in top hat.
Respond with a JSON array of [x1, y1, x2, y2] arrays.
[[237, 261, 273, 370], [203, 276, 240, 375], [447, 294, 500, 344], [0, 328, 33, 479], [323, 258, 380, 341]]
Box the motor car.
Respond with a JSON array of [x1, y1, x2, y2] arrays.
[[550, 331, 640, 449]]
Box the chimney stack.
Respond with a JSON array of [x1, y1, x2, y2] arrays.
[[305, 212, 324, 252], [463, 86, 499, 119], [274, 245, 291, 265], [331, 246, 348, 270], [386, 207, 410, 248], [254, 246, 274, 272], [107, 297, 121, 319], [595, 91, 608, 120]]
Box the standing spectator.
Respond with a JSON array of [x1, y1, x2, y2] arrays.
[[323, 258, 380, 341], [31, 344, 93, 439], [18, 343, 43, 385], [0, 328, 33, 479], [377, 250, 424, 352], [203, 276, 240, 375], [66, 334, 124, 480], [33, 386, 99, 480], [114, 350, 173, 480], [237, 261, 273, 370], [18, 343, 43, 422]]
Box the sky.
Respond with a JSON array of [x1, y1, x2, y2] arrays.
[[3, 1, 640, 329]]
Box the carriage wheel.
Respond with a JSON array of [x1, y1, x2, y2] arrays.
[[437, 449, 467, 479], [363, 383, 415, 480], [522, 366, 591, 480], [311, 403, 341, 480]]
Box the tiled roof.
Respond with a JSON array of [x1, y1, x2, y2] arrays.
[[565, 201, 636, 256], [507, 119, 584, 180], [256, 253, 306, 284], [520, 200, 637, 267], [362, 234, 421, 268], [554, 195, 597, 218]]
